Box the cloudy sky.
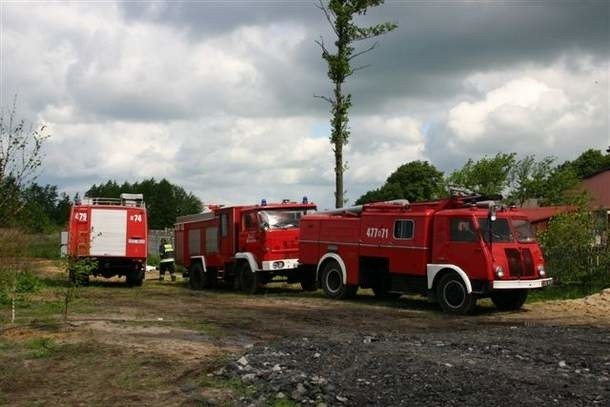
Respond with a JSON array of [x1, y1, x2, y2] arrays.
[[1, 0, 608, 209]]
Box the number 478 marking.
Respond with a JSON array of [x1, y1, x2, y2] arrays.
[[129, 214, 143, 222]]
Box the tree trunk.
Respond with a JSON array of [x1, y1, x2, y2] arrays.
[[335, 141, 343, 208], [333, 76, 345, 208]]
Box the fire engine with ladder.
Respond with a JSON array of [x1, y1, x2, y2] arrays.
[[63, 193, 148, 286], [298, 194, 552, 314], [174, 198, 317, 293]]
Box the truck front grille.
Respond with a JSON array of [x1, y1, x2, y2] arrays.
[[505, 248, 535, 278]]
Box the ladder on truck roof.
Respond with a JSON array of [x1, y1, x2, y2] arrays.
[[318, 199, 410, 216], [79, 193, 145, 208]]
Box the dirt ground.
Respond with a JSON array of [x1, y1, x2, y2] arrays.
[[0, 262, 608, 406]]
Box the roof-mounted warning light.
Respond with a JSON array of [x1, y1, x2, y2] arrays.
[[302, 196, 308, 204], [261, 199, 267, 206]]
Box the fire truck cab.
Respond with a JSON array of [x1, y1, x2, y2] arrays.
[[175, 199, 317, 293], [299, 196, 552, 314], [65, 193, 148, 286]]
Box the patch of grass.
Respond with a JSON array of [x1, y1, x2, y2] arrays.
[[199, 376, 257, 398], [25, 337, 56, 358], [26, 233, 61, 260], [0, 340, 11, 355], [272, 398, 298, 407], [527, 284, 608, 303], [178, 319, 225, 338]]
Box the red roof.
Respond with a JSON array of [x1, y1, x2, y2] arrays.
[[519, 206, 574, 223]]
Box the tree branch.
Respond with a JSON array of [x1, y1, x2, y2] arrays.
[[315, 0, 338, 37], [314, 94, 336, 105], [314, 37, 330, 57], [346, 64, 372, 78], [348, 41, 378, 61]]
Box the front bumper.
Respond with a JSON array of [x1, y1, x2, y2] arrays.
[[492, 277, 553, 289], [261, 259, 299, 271]]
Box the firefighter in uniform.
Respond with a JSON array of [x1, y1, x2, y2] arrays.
[[158, 238, 176, 281]]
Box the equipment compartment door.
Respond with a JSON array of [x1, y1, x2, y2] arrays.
[[90, 209, 127, 256]]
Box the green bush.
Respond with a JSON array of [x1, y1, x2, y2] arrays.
[[540, 208, 610, 294], [0, 269, 42, 305], [16, 270, 43, 293], [26, 232, 61, 259]]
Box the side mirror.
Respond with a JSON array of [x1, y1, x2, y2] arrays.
[[488, 204, 497, 222]]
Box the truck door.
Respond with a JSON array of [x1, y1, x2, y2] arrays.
[[437, 217, 489, 280], [239, 211, 263, 255], [218, 209, 235, 257]]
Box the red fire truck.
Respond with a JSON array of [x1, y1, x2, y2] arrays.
[[64, 193, 148, 286], [175, 199, 317, 293], [298, 195, 552, 314]]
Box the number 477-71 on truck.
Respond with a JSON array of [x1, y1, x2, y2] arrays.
[[298, 195, 552, 314]]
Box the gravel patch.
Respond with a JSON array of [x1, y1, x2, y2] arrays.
[[217, 325, 610, 406]]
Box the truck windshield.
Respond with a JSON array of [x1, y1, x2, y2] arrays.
[[511, 219, 536, 243], [478, 218, 513, 243], [258, 210, 310, 230]]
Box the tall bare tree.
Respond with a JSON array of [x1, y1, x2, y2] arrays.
[[316, 0, 397, 208], [0, 96, 49, 225]]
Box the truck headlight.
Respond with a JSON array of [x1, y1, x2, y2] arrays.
[[495, 265, 504, 278], [273, 261, 285, 269], [537, 265, 546, 276]]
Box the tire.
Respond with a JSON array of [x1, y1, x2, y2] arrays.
[[436, 273, 476, 315], [239, 262, 261, 294], [299, 270, 317, 292], [126, 268, 144, 287], [189, 263, 204, 290], [491, 289, 528, 311], [321, 260, 357, 299]]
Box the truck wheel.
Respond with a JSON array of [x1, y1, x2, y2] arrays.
[[126, 270, 144, 287], [436, 273, 476, 315], [491, 289, 528, 311], [300, 270, 317, 292], [321, 260, 355, 299], [239, 263, 260, 294], [189, 263, 204, 290]]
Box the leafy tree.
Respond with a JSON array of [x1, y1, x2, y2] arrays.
[[563, 148, 610, 178], [18, 184, 59, 232], [539, 165, 581, 206], [539, 206, 610, 292], [0, 97, 50, 225], [316, 0, 397, 208], [356, 161, 444, 204], [508, 155, 555, 206], [447, 153, 516, 196], [54, 193, 72, 226]]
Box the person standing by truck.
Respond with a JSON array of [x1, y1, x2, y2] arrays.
[[158, 238, 176, 281]]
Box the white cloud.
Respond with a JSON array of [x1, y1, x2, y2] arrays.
[[348, 115, 426, 184], [448, 77, 569, 142]]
